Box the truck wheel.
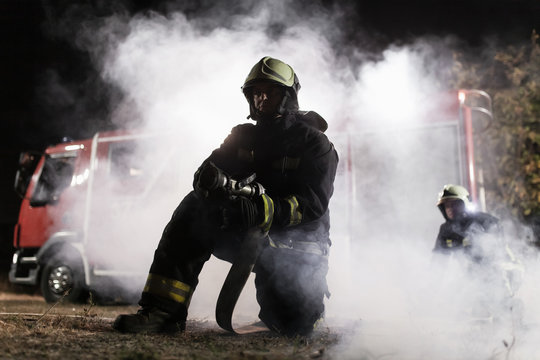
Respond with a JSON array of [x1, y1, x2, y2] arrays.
[[40, 256, 87, 303]]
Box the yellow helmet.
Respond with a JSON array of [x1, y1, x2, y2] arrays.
[[242, 56, 300, 120], [437, 184, 471, 206], [437, 184, 472, 218], [243, 56, 297, 88]]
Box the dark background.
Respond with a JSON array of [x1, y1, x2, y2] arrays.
[[1, 0, 538, 283]]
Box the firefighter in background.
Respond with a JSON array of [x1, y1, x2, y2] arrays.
[[113, 56, 338, 336], [433, 184, 500, 258], [433, 184, 524, 317]]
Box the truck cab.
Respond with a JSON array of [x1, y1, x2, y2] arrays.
[[10, 129, 181, 303]]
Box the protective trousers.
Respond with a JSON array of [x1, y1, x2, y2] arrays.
[[139, 191, 329, 335]]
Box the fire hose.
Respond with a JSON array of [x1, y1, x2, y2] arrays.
[[196, 162, 267, 333]]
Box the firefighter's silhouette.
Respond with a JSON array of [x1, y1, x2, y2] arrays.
[[113, 56, 338, 336], [433, 184, 524, 321], [433, 184, 500, 259]]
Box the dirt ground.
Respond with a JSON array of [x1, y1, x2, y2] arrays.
[[0, 291, 341, 360]]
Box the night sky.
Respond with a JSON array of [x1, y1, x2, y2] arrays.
[[0, 0, 538, 269]]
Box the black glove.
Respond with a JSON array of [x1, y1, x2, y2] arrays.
[[193, 161, 229, 200], [221, 194, 274, 232]]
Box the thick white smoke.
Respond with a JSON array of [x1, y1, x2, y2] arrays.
[[65, 0, 540, 357]]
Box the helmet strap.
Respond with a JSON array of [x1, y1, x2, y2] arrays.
[[277, 93, 289, 115], [279, 89, 299, 115]]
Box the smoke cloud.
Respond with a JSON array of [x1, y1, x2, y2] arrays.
[[44, 0, 540, 357]]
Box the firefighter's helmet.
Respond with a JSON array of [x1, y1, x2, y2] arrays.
[[437, 183, 470, 210], [241, 56, 300, 120], [437, 184, 470, 206], [437, 184, 471, 219]]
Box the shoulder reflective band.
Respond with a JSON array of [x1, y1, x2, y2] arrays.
[[285, 195, 302, 226], [259, 194, 274, 233], [143, 273, 192, 306]]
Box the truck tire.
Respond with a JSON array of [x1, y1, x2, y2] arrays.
[[40, 255, 87, 303]]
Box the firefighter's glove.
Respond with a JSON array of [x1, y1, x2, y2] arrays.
[[193, 161, 228, 200], [193, 165, 209, 198], [221, 194, 274, 233]]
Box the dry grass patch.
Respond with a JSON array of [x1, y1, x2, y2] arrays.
[[0, 297, 340, 360]]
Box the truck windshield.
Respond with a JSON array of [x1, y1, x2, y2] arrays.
[[30, 155, 76, 207]]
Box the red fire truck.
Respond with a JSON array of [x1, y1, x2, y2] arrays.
[[10, 129, 183, 303], [9, 89, 493, 303]]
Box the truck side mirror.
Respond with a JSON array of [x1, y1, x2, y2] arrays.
[[14, 151, 41, 199]]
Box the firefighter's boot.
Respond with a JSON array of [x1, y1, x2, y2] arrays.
[[113, 307, 185, 334]]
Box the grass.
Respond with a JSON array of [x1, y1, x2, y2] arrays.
[[0, 291, 340, 360]]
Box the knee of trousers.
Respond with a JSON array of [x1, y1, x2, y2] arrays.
[[254, 246, 328, 335]]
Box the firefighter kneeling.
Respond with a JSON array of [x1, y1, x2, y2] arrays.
[[113, 56, 338, 336]]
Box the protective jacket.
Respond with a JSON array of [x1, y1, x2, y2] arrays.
[[207, 110, 337, 243], [433, 211, 500, 253], [433, 211, 524, 314]]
